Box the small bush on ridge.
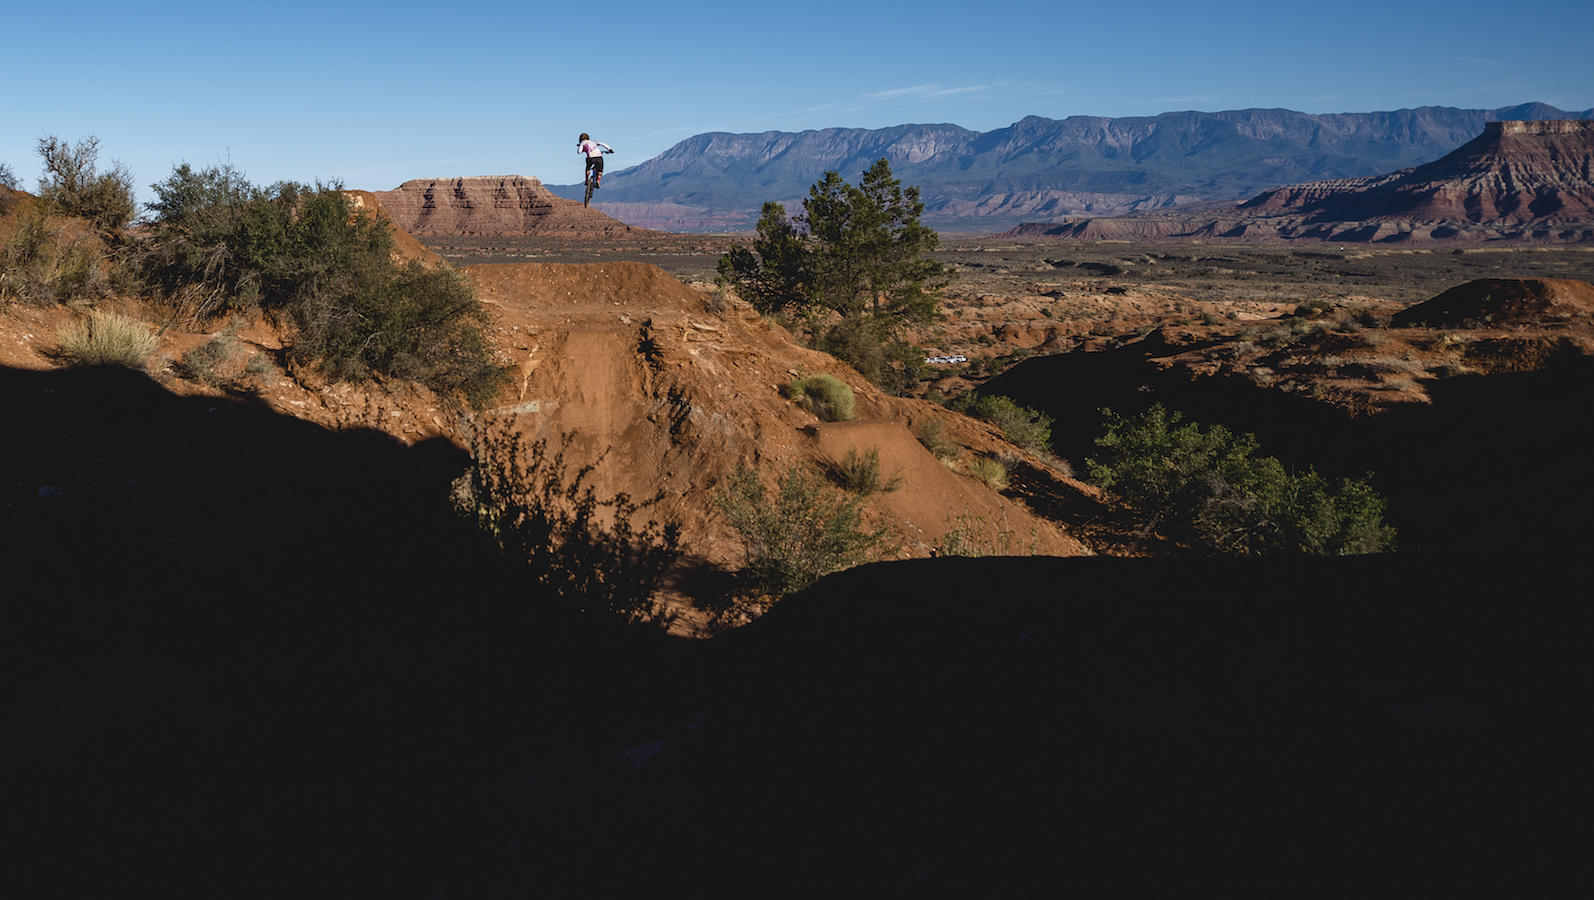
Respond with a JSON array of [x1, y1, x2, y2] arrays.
[[35, 135, 137, 233], [832, 446, 903, 496], [967, 456, 1010, 492], [950, 392, 1053, 454], [914, 416, 960, 461]]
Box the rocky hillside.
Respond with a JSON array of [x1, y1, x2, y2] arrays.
[[542, 103, 1592, 232], [999, 120, 1594, 244], [375, 176, 660, 237]]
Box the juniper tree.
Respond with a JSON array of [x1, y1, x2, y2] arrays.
[[719, 158, 951, 393]]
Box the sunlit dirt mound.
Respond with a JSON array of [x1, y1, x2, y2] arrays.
[[1390, 277, 1594, 327], [466, 261, 1088, 589]]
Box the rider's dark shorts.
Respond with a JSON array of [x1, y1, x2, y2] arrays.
[[585, 156, 605, 175]]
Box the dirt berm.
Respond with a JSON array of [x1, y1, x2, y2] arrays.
[[466, 261, 1087, 576]]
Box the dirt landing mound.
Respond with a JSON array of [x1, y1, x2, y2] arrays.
[[1391, 277, 1594, 327], [466, 261, 1086, 579]]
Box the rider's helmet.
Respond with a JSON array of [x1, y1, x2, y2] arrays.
[[579, 133, 590, 142]]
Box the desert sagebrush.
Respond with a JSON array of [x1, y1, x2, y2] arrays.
[[56, 310, 158, 369]]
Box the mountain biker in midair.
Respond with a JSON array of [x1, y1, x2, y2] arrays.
[[578, 133, 614, 189]]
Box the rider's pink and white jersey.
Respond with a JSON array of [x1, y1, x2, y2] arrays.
[[579, 140, 613, 158]]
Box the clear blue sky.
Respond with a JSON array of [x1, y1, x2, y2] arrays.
[[5, 0, 1590, 207]]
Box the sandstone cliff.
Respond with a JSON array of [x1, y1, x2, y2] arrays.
[[1241, 120, 1594, 225], [375, 176, 661, 237]]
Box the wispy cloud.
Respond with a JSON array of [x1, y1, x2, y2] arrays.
[[854, 84, 990, 105]]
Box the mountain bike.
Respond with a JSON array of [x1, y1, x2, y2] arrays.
[[583, 150, 613, 207]]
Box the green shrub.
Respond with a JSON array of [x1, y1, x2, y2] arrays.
[[0, 163, 19, 217], [782, 373, 856, 421], [1084, 404, 1395, 556], [1294, 299, 1335, 318], [291, 259, 511, 410], [177, 321, 243, 386], [814, 316, 929, 396], [950, 392, 1053, 454], [244, 351, 280, 380], [55, 310, 159, 369], [140, 167, 510, 409], [457, 427, 682, 628], [914, 416, 959, 461], [832, 446, 902, 496], [714, 461, 890, 599]]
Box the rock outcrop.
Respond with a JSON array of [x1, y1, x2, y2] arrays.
[[375, 176, 661, 237], [1242, 120, 1594, 225]]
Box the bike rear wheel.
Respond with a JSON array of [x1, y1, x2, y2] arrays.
[[584, 176, 595, 207]]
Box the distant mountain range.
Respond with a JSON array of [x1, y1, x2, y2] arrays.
[[543, 103, 1593, 233], [997, 119, 1594, 244]]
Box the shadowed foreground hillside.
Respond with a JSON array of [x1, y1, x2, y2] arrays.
[[6, 364, 1578, 895]]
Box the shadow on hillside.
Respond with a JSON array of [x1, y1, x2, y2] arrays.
[[464, 553, 1577, 894], [2, 364, 705, 898], [980, 337, 1594, 555], [4, 364, 1577, 895]]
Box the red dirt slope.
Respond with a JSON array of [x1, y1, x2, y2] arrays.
[[465, 261, 1089, 580]]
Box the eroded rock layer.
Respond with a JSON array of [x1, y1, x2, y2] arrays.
[[375, 176, 660, 237]]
